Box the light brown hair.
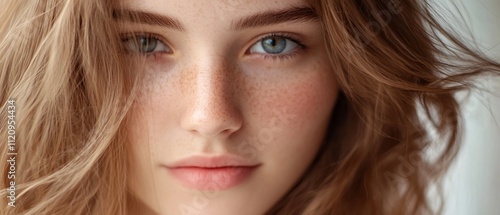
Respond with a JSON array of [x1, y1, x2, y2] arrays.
[[1, 0, 138, 214], [267, 0, 500, 214]]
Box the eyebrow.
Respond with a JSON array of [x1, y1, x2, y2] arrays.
[[230, 7, 319, 31], [113, 7, 319, 31], [112, 10, 185, 31]]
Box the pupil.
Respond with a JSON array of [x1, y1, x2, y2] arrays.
[[267, 39, 277, 46], [139, 37, 156, 52], [262, 37, 286, 54]]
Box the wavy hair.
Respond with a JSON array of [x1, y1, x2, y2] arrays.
[[1, 0, 499, 215], [1, 0, 138, 214], [267, 1, 500, 214]]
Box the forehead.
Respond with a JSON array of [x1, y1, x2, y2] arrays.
[[121, 0, 312, 29]]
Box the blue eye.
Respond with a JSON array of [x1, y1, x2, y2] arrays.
[[122, 34, 172, 54], [249, 35, 299, 55]]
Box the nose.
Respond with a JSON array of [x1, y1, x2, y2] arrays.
[[180, 61, 243, 138]]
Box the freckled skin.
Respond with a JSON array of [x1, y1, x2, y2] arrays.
[[124, 0, 339, 214]]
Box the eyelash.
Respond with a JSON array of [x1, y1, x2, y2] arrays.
[[119, 32, 307, 62], [252, 32, 306, 62]]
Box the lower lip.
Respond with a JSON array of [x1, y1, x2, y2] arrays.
[[167, 166, 258, 190]]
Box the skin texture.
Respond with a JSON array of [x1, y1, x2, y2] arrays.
[[122, 0, 339, 214]]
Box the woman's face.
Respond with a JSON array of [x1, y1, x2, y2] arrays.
[[122, 0, 339, 214]]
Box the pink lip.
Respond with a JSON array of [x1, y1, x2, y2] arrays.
[[164, 155, 260, 190]]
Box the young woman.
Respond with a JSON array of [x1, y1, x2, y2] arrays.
[[1, 0, 499, 214]]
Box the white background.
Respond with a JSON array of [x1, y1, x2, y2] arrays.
[[433, 0, 500, 214]]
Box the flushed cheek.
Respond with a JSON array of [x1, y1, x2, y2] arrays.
[[239, 68, 338, 207], [268, 82, 336, 158], [238, 71, 338, 172], [249, 68, 337, 133]]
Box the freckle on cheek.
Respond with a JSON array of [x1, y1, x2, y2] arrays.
[[179, 68, 197, 96], [263, 78, 335, 130]]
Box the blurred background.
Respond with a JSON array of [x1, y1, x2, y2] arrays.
[[431, 0, 500, 214]]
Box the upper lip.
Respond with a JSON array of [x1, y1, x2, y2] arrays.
[[166, 155, 260, 168]]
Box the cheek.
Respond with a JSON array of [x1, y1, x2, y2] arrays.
[[276, 78, 335, 124], [243, 65, 339, 195], [241, 65, 338, 169], [130, 65, 182, 123], [247, 63, 338, 135], [268, 78, 337, 153]]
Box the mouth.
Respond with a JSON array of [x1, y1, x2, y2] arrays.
[[164, 155, 261, 190]]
